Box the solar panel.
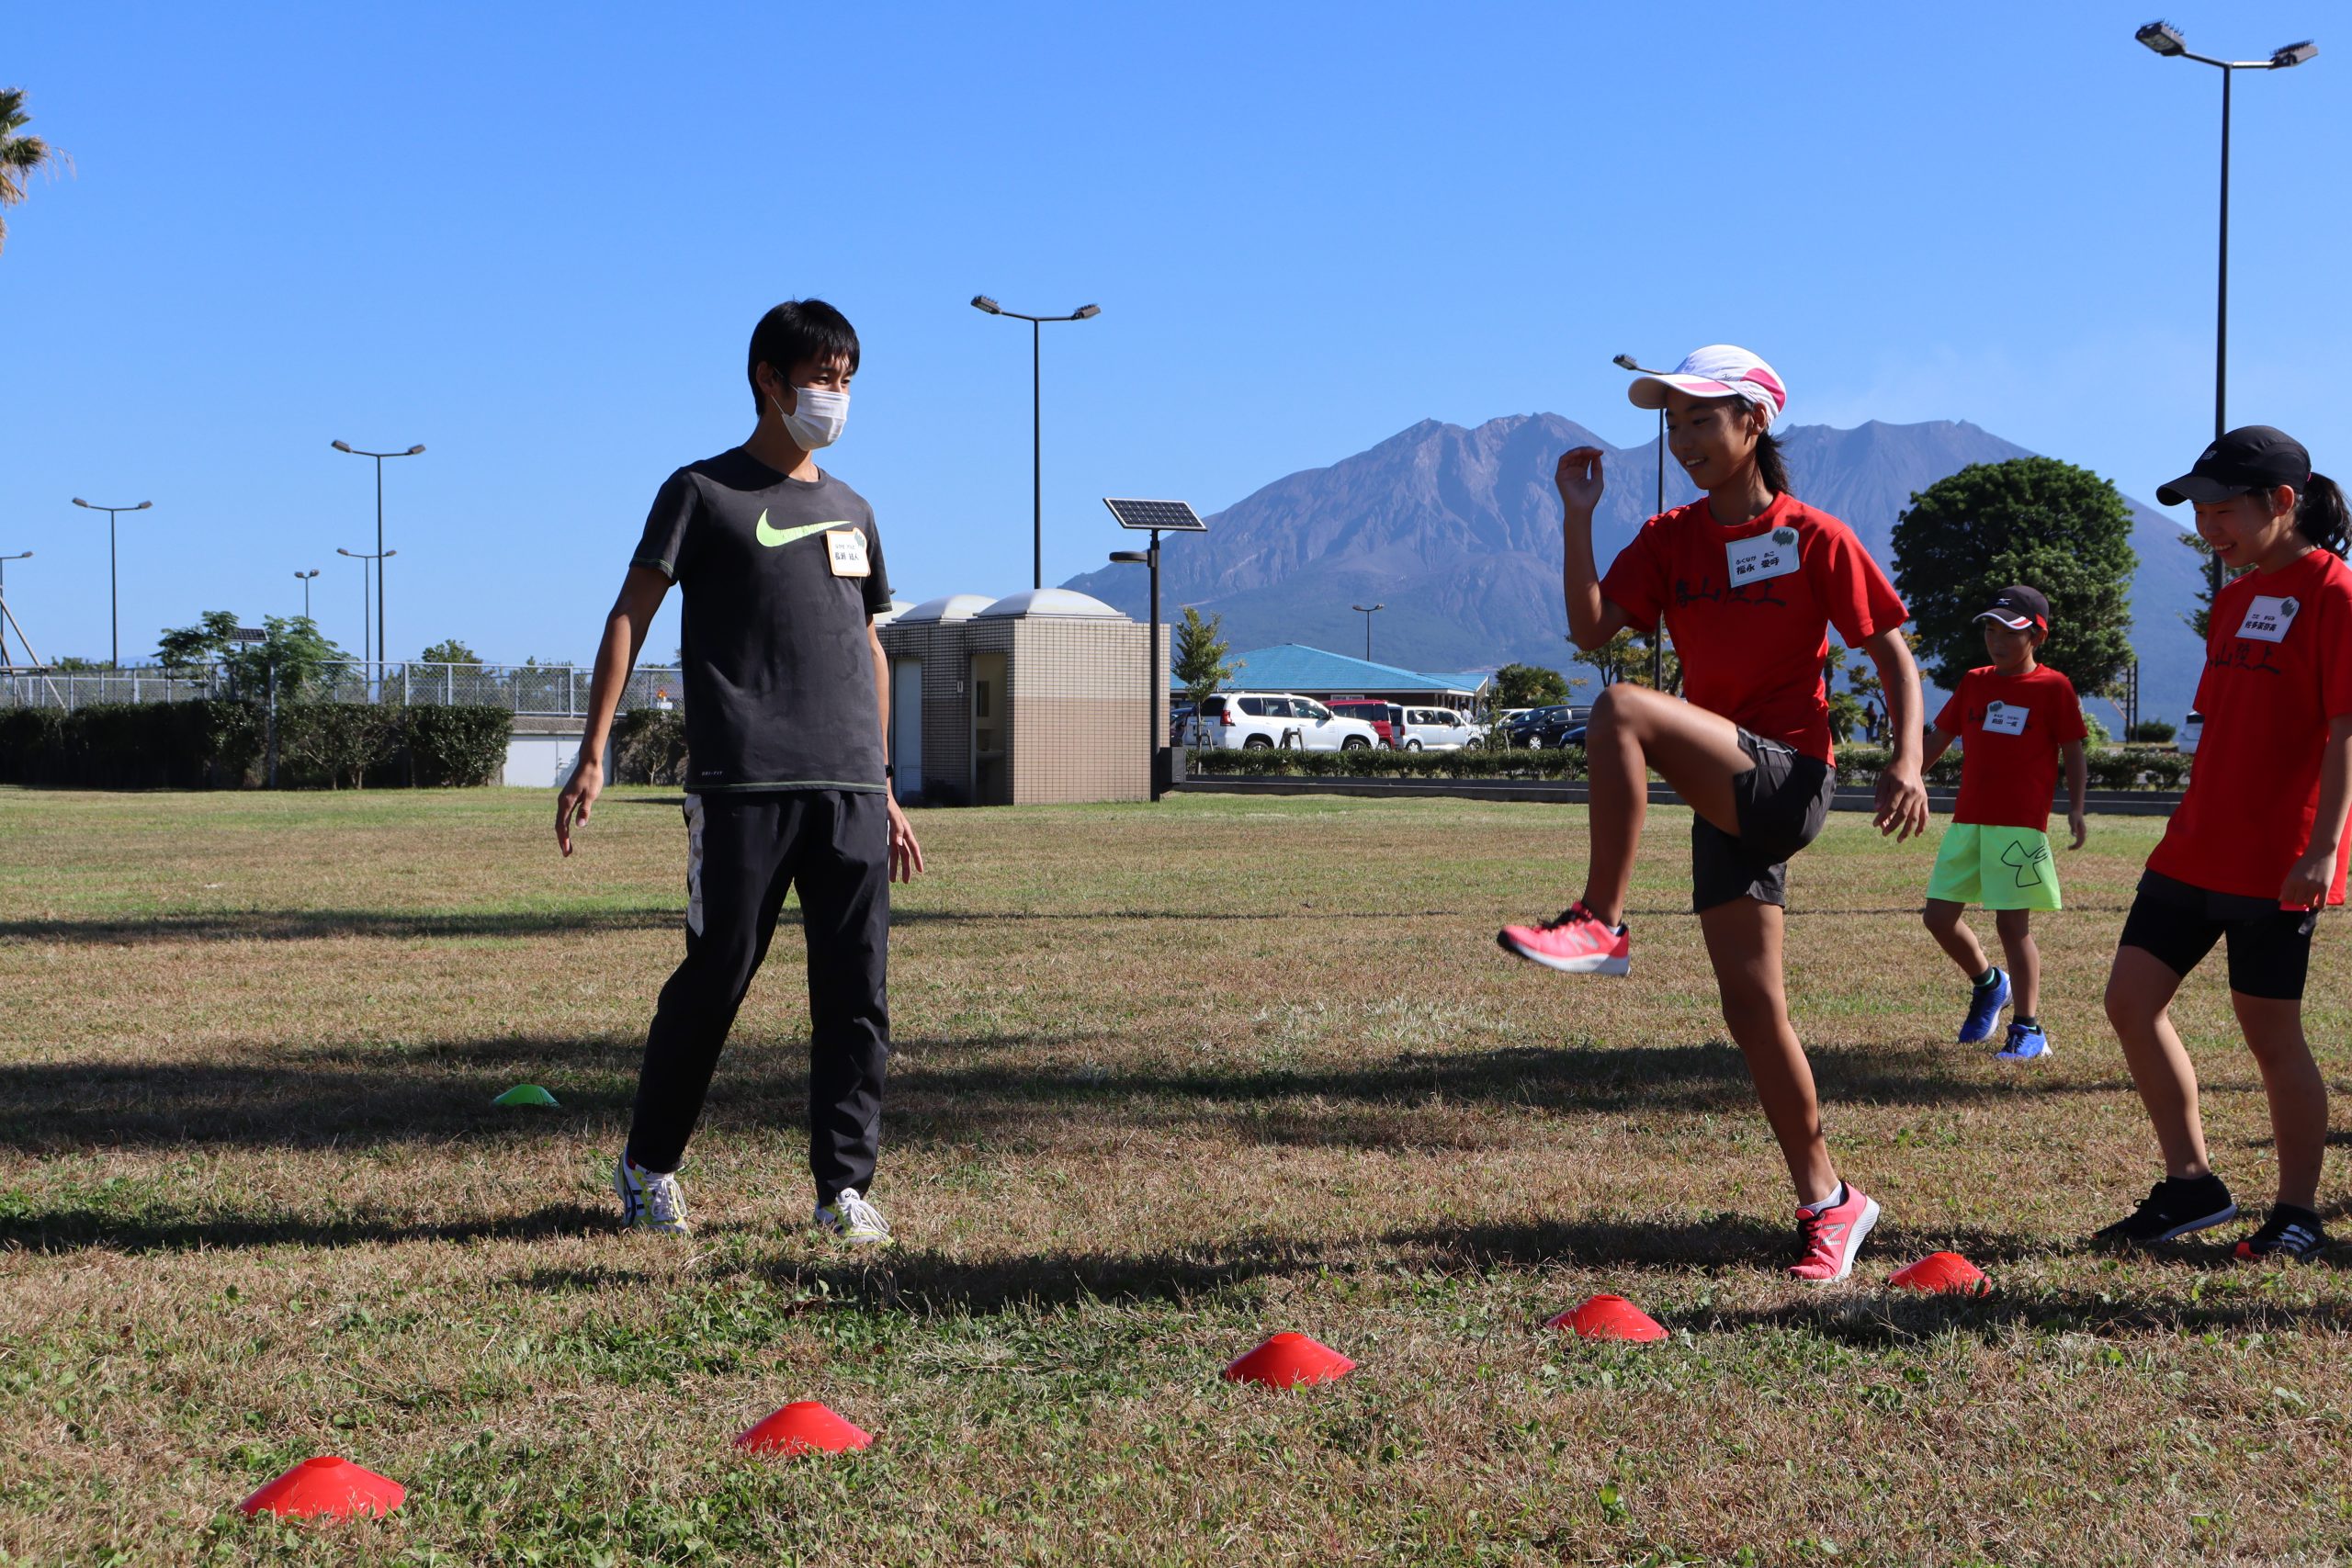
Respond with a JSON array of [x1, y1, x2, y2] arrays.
[[1102, 498, 1207, 533]]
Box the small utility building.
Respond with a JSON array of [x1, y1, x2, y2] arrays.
[[877, 589, 1169, 807]]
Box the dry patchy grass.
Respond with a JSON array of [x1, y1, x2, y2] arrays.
[[3, 785, 2352, 1565]]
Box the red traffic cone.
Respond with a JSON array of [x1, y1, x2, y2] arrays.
[[237, 1455, 405, 1520], [1221, 1331, 1356, 1388], [735, 1401, 874, 1456], [1888, 1251, 1988, 1295], [1548, 1293, 1668, 1342]]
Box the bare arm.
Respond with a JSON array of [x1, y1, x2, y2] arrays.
[[1556, 447, 1633, 652], [2279, 714, 2352, 908], [1860, 626, 1928, 840], [1920, 724, 1956, 770], [555, 565, 670, 856], [870, 623, 924, 882], [2063, 739, 2088, 849]]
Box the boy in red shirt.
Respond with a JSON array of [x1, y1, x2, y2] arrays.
[[1918, 585, 2089, 1061], [2098, 426, 2352, 1261]]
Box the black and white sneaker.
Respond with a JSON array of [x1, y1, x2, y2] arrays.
[[2234, 1204, 2329, 1261], [2092, 1175, 2237, 1247]]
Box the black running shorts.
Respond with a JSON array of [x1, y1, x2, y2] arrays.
[[2118, 868, 2320, 1001], [1691, 728, 1837, 913]]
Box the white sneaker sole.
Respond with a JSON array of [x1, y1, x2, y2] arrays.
[[1792, 1195, 1881, 1283], [1498, 931, 1630, 976]]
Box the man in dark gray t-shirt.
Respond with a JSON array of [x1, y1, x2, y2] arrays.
[[555, 299, 923, 1247]]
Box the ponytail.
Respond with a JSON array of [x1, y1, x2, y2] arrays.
[[2295, 473, 2349, 557], [1756, 430, 1792, 497]]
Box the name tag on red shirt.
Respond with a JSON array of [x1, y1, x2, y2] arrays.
[[2236, 594, 2301, 644], [1981, 700, 2028, 736], [1725, 526, 1802, 588]]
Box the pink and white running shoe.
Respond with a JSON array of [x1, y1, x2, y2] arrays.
[[1788, 1183, 1881, 1282], [1497, 903, 1631, 976]]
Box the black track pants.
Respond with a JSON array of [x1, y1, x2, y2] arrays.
[[626, 789, 890, 1200]]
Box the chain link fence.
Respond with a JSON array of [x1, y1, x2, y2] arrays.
[[0, 661, 686, 716]]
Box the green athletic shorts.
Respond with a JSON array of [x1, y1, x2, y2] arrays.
[[1926, 823, 2062, 911]]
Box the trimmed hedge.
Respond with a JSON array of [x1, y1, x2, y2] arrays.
[[0, 701, 518, 790], [1188, 741, 2194, 792]]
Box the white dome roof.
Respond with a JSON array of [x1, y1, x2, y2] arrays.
[[897, 593, 997, 624], [869, 599, 916, 626], [975, 588, 1128, 620]]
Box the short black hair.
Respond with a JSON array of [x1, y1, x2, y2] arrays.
[[747, 299, 860, 409]]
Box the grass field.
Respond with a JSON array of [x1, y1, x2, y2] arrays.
[[5, 784, 2352, 1566]]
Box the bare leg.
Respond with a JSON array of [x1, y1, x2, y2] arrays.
[[2104, 945, 2207, 1179], [1996, 908, 2038, 1018], [1922, 897, 1990, 978], [1579, 682, 1752, 926], [1700, 897, 1838, 1205], [2231, 991, 2325, 1210]]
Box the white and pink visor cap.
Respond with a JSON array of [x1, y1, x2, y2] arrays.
[[1627, 345, 1788, 428]]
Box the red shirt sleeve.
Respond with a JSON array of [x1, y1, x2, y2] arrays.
[[1807, 517, 1907, 647], [2320, 572, 2352, 721], [1600, 521, 1669, 635], [2049, 674, 2088, 745], [1932, 678, 1964, 737]]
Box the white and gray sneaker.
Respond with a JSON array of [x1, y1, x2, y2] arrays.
[[814, 1187, 893, 1247], [613, 1156, 690, 1236]]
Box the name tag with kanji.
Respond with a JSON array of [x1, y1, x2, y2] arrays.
[[2236, 593, 2299, 643], [826, 528, 871, 578], [1981, 700, 2028, 737], [1725, 525, 1801, 588]]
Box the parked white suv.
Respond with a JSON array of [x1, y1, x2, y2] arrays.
[[1188, 693, 1380, 750], [1396, 706, 1479, 750]]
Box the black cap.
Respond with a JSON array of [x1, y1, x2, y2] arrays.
[[1973, 584, 2050, 631], [2155, 424, 2312, 507]]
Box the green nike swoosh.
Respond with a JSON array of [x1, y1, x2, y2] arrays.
[[754, 511, 856, 548]]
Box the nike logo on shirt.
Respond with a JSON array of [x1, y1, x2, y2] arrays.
[[754, 511, 855, 548]]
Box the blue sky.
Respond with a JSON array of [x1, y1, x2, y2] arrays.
[[7, 2, 2347, 668]]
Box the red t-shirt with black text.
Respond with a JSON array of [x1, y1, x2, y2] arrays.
[[2148, 547, 2352, 905], [1932, 665, 2086, 831], [1600, 492, 1908, 764]]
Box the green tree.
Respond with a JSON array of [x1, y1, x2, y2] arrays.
[[157, 611, 242, 673], [1492, 662, 1569, 708], [0, 87, 68, 256], [227, 615, 345, 701], [1892, 457, 2138, 696], [1586, 631, 1680, 694], [1171, 606, 1240, 750], [420, 637, 481, 666], [2177, 530, 2241, 642]]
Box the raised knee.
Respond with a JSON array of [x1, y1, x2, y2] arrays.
[[1921, 904, 1957, 935]]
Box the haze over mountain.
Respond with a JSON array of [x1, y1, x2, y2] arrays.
[[1064, 414, 2206, 723]]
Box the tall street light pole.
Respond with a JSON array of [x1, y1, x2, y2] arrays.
[[970, 297, 1102, 591], [337, 547, 396, 674], [0, 552, 28, 666], [1351, 603, 1385, 662], [70, 497, 153, 668], [2133, 21, 2319, 597], [294, 568, 321, 620], [1613, 355, 1673, 687], [331, 440, 426, 665]]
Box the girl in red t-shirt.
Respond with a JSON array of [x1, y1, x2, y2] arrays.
[[2097, 425, 2352, 1261], [1497, 344, 1931, 1282]]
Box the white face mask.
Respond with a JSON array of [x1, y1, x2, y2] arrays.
[[769, 384, 850, 450]]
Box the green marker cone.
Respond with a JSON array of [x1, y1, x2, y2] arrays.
[[492, 1084, 560, 1108]]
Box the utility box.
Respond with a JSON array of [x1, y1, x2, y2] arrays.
[[877, 589, 1169, 807]]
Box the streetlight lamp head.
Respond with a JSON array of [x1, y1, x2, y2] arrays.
[[134, 501, 153, 511], [405, 444, 426, 456], [1073, 304, 1102, 320], [1611, 354, 1640, 371], [332, 440, 354, 453], [337, 547, 357, 558], [2272, 39, 2318, 67], [72, 497, 90, 509], [970, 295, 1002, 314], [1109, 550, 1149, 564], [383, 549, 398, 558], [2136, 20, 2188, 55]]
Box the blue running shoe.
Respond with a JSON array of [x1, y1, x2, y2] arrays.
[[1956, 967, 2009, 1043], [1995, 1020, 2052, 1061]]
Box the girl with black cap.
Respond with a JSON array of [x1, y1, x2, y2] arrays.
[[2098, 425, 2352, 1260]]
